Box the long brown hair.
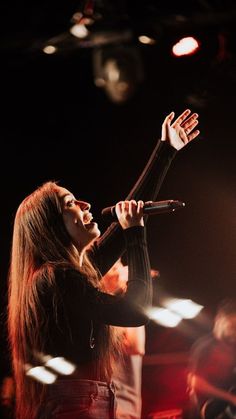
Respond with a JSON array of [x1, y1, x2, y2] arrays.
[[7, 181, 120, 419]]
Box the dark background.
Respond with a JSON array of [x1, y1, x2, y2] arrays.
[[0, 0, 236, 415]]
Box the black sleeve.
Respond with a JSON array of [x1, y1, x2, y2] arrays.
[[126, 139, 177, 203], [90, 140, 177, 275], [59, 227, 152, 327]]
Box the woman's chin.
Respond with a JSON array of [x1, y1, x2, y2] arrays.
[[87, 222, 101, 238]]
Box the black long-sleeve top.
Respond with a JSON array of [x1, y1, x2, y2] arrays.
[[39, 140, 177, 380], [91, 140, 177, 274]]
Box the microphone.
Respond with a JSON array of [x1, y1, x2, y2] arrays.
[[101, 200, 185, 221]]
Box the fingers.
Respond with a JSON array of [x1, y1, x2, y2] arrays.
[[174, 122, 200, 145], [115, 200, 144, 229], [184, 119, 199, 135], [181, 117, 200, 142], [161, 111, 175, 141], [175, 125, 189, 145], [171, 109, 191, 128], [162, 111, 175, 128], [120, 200, 144, 216], [165, 111, 175, 124], [162, 108, 201, 150], [188, 129, 200, 142], [172, 109, 200, 145], [136, 200, 144, 214], [164, 109, 199, 132]]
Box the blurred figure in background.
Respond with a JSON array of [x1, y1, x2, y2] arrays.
[[0, 375, 15, 419], [102, 258, 159, 419], [187, 299, 236, 419]]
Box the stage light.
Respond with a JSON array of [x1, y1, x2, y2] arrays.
[[44, 356, 76, 375], [70, 23, 89, 39], [43, 45, 57, 55], [25, 365, 57, 384], [172, 36, 200, 57], [163, 298, 204, 319], [138, 35, 156, 45], [93, 45, 144, 103], [147, 307, 182, 328]]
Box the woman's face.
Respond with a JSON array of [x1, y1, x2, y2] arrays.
[[58, 187, 101, 251]]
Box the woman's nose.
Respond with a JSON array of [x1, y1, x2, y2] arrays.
[[77, 200, 91, 211]]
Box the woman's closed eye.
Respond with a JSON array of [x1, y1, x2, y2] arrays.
[[66, 199, 76, 208], [64, 197, 78, 208]]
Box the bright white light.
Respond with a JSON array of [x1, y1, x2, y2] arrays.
[[26, 366, 56, 384], [172, 36, 200, 57], [45, 357, 76, 375], [70, 24, 89, 39], [164, 299, 204, 319], [43, 45, 57, 55], [147, 307, 182, 327]]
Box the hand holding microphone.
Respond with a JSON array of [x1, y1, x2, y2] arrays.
[[111, 200, 145, 230], [101, 199, 186, 222]]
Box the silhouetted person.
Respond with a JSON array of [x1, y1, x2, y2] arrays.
[[187, 299, 236, 419]]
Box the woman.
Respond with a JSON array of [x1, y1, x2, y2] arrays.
[[7, 109, 200, 419]]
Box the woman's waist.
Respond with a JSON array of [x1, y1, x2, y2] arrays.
[[46, 378, 115, 399]]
